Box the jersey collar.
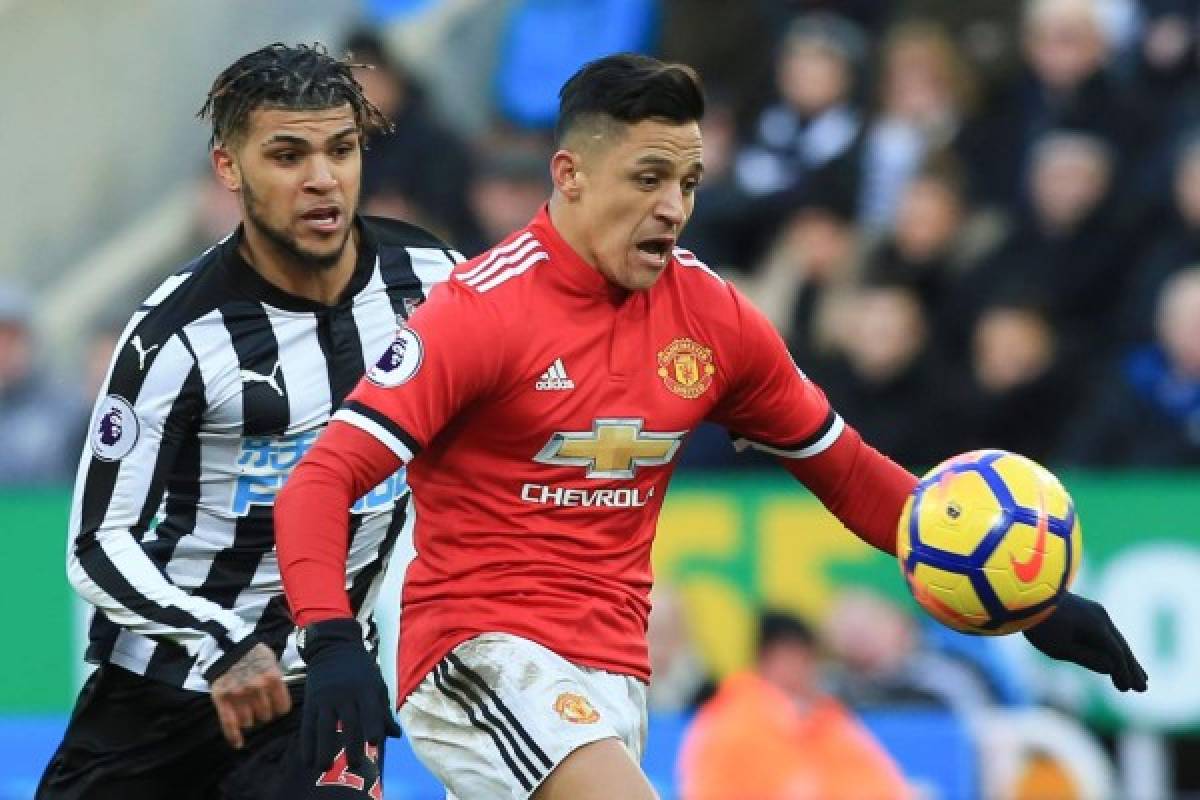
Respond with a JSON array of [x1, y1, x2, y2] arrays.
[[528, 205, 632, 303], [220, 216, 378, 312]]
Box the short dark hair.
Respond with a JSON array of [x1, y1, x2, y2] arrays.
[[756, 610, 817, 659], [554, 53, 705, 146], [198, 42, 391, 148]]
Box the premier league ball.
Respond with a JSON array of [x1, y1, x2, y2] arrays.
[[897, 450, 1082, 635]]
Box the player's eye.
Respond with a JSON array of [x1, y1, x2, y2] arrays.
[[272, 151, 299, 165], [636, 173, 660, 190], [332, 143, 355, 158], [682, 176, 701, 194]]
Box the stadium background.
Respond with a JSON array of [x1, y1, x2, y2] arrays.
[[2, 1, 1200, 797]]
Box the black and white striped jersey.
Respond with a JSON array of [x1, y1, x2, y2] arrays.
[[67, 216, 460, 692]]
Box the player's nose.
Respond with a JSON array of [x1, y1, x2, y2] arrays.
[[655, 187, 685, 228], [304, 156, 338, 192]]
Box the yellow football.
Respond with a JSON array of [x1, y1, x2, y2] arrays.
[[897, 450, 1082, 634]]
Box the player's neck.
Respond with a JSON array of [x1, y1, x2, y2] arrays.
[[547, 196, 632, 303], [547, 196, 600, 276], [238, 224, 359, 306]]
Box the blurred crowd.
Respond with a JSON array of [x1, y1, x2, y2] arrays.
[[647, 586, 1114, 799], [6, 0, 1200, 486]]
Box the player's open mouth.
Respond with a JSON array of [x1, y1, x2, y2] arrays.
[[300, 206, 342, 234], [635, 237, 674, 268]]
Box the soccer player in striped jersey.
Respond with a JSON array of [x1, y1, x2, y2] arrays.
[[277, 54, 1146, 799], [37, 44, 460, 799]]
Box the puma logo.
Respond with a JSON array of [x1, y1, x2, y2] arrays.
[[240, 361, 285, 397], [130, 335, 160, 371]]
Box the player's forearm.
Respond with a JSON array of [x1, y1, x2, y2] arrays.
[[781, 425, 916, 555], [67, 525, 256, 672], [276, 421, 403, 625]]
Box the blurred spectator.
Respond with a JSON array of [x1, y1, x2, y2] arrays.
[[1059, 267, 1200, 466], [948, 131, 1134, 365], [1121, 132, 1200, 343], [991, 0, 1145, 206], [677, 91, 759, 272], [646, 585, 715, 713], [823, 589, 1013, 712], [960, 300, 1081, 463], [678, 609, 909, 800], [733, 12, 866, 223], [0, 284, 86, 486], [344, 27, 478, 246], [758, 1, 893, 39], [659, 1, 775, 128], [861, 158, 1003, 347], [895, 0, 1024, 90], [1136, 0, 1200, 108], [810, 283, 957, 468], [744, 183, 861, 365], [857, 22, 988, 228], [459, 140, 552, 256]]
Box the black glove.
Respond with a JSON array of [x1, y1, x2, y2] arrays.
[[298, 618, 402, 770], [1024, 592, 1148, 692]]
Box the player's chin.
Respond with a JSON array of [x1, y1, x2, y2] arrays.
[[294, 237, 348, 270], [297, 223, 349, 250], [622, 254, 669, 290]]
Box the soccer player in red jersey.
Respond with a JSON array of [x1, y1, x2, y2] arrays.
[[276, 54, 1146, 799]]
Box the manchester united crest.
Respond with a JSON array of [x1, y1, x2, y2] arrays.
[[554, 692, 601, 724], [657, 338, 716, 399]]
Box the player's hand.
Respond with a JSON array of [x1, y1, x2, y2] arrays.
[[299, 618, 401, 770], [210, 642, 293, 748], [1024, 592, 1148, 692]]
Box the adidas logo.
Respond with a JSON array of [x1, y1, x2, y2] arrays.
[[535, 358, 575, 391]]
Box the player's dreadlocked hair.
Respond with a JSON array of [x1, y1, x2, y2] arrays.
[[555, 53, 705, 147], [198, 42, 391, 148]]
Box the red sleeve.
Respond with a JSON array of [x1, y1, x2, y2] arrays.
[[709, 285, 917, 555], [340, 279, 505, 449], [276, 281, 504, 626], [708, 285, 835, 449], [780, 424, 916, 555], [276, 422, 400, 625]]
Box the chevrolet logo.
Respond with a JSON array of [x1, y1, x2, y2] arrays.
[[534, 418, 685, 479]]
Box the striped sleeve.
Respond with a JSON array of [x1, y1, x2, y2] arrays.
[[67, 329, 256, 679], [406, 245, 464, 301]]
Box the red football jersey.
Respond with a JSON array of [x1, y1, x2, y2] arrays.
[[279, 207, 915, 703]]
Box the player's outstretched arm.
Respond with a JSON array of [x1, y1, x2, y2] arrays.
[[778, 424, 917, 556], [277, 420, 406, 769], [1023, 592, 1148, 692], [709, 284, 917, 554]]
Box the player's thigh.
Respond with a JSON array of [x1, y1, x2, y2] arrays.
[[400, 633, 648, 799], [532, 737, 658, 800], [36, 665, 228, 800]]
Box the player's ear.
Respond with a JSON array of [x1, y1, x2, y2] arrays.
[[551, 149, 584, 201], [212, 146, 241, 192]]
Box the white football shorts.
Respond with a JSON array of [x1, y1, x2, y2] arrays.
[[398, 632, 648, 799]]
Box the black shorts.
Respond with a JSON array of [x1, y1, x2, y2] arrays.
[[36, 664, 387, 800]]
